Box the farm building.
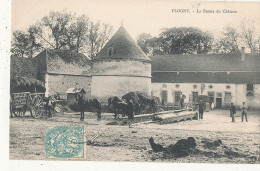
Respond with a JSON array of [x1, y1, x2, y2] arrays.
[[11, 26, 260, 109], [31, 49, 92, 99], [151, 52, 260, 109]]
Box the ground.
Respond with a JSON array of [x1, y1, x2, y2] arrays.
[[9, 109, 260, 164]]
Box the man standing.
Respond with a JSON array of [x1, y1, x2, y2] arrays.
[[126, 99, 135, 128], [77, 93, 85, 121], [198, 100, 204, 119], [229, 102, 236, 122], [210, 102, 215, 110], [241, 102, 248, 122]]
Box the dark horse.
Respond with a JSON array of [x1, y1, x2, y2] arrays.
[[77, 94, 102, 120], [108, 96, 128, 119]]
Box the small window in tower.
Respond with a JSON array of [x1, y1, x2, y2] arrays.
[[108, 47, 115, 57]]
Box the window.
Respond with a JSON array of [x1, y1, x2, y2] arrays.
[[162, 84, 167, 88], [161, 91, 167, 104], [193, 85, 197, 89], [246, 92, 254, 97], [247, 84, 253, 91], [192, 92, 199, 103], [208, 91, 215, 103], [175, 91, 181, 104], [226, 85, 231, 89], [224, 92, 232, 105], [216, 92, 222, 97], [208, 85, 213, 89], [107, 47, 115, 56], [175, 84, 180, 88]]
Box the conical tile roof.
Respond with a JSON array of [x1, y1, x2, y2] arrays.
[[94, 26, 151, 61]]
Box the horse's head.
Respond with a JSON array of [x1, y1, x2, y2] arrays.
[[108, 97, 112, 107]]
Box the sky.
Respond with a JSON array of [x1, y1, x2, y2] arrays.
[[11, 0, 260, 40]]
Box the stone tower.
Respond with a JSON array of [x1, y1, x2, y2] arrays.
[[91, 26, 152, 101]]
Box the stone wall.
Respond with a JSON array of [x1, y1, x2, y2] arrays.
[[45, 74, 91, 99], [91, 76, 151, 102], [92, 60, 151, 77]]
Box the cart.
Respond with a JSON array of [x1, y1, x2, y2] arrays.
[[11, 92, 46, 118]]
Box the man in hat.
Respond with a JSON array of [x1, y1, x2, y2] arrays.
[[77, 93, 85, 121], [126, 99, 135, 128], [198, 100, 204, 119], [240, 102, 248, 122], [229, 102, 236, 122]]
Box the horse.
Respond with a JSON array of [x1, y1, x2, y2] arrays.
[[108, 96, 127, 119], [76, 94, 102, 120]]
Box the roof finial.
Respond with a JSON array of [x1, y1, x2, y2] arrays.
[[121, 20, 124, 27]]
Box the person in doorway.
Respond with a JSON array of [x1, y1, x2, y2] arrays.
[[198, 100, 204, 119], [229, 102, 236, 122], [240, 102, 248, 122], [180, 92, 186, 109], [126, 99, 135, 128], [77, 93, 85, 121], [210, 102, 215, 110]]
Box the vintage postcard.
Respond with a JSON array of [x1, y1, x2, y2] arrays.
[[6, 0, 260, 168]]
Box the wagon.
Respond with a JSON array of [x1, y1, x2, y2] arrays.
[[10, 92, 46, 118]]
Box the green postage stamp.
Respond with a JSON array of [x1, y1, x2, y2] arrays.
[[45, 126, 84, 159]]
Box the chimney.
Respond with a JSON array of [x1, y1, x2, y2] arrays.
[[241, 47, 245, 61]]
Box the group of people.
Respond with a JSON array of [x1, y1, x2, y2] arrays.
[[229, 102, 248, 122], [197, 100, 249, 122]]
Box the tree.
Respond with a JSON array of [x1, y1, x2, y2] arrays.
[[159, 27, 213, 54], [88, 21, 113, 58], [136, 33, 153, 54], [27, 24, 43, 57], [65, 14, 89, 53], [98, 23, 113, 51], [42, 10, 72, 49], [88, 21, 101, 58], [136, 27, 213, 55], [241, 20, 259, 53], [11, 30, 30, 57], [213, 27, 241, 54]]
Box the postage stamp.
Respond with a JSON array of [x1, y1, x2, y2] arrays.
[[45, 126, 84, 159]]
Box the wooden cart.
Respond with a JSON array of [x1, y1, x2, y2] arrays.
[[11, 92, 45, 118]]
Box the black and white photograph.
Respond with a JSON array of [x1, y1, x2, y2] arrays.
[[3, 0, 260, 168]]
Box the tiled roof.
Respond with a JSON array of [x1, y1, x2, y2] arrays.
[[33, 49, 92, 76], [94, 26, 151, 61], [150, 54, 260, 72], [152, 71, 260, 84]]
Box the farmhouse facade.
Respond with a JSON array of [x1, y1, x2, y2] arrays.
[[151, 53, 260, 108], [25, 26, 260, 108]]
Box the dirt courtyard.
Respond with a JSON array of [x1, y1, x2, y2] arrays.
[[9, 109, 260, 164]]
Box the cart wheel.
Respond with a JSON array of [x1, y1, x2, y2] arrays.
[[30, 95, 44, 118], [12, 108, 20, 117]]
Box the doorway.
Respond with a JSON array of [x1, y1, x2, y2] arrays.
[[161, 91, 167, 105], [216, 98, 222, 108]]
